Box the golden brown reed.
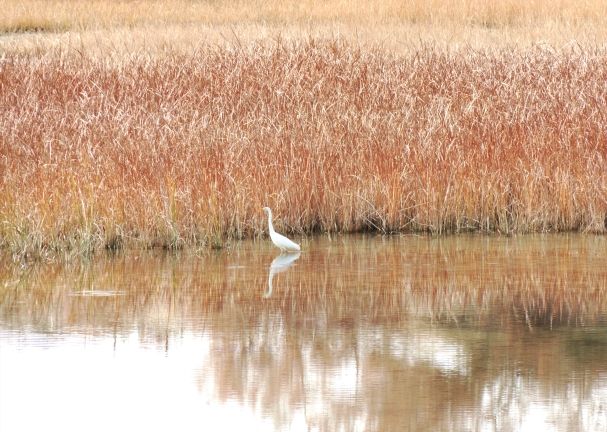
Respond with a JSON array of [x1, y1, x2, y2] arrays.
[[1, 40, 607, 259], [3, 0, 607, 59], [2, 0, 606, 33]]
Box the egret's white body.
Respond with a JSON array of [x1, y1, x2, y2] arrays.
[[263, 207, 301, 252]]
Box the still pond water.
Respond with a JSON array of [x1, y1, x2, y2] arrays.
[[1, 234, 606, 432]]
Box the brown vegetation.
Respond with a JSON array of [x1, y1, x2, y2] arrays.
[[2, 0, 607, 57], [2, 0, 606, 33], [1, 39, 607, 258]]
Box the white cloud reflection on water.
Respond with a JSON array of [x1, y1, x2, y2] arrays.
[[0, 331, 272, 432], [479, 374, 607, 432], [388, 333, 469, 375], [2, 327, 606, 432]]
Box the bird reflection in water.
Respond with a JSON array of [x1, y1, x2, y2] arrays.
[[264, 252, 301, 298]]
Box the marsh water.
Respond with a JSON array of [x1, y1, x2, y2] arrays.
[[1, 235, 606, 432]]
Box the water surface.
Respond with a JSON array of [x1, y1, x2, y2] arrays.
[[1, 235, 606, 431]]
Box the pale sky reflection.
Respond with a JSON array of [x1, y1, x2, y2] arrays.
[[388, 332, 469, 375], [1, 327, 606, 432], [0, 331, 276, 432], [479, 374, 607, 432]]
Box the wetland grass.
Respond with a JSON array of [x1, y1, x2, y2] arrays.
[[1, 40, 606, 259], [2, 0, 607, 58], [2, 0, 607, 34]]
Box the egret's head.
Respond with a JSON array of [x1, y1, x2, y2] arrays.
[[262, 207, 271, 214]]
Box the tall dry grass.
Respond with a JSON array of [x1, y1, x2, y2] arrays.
[[1, 39, 607, 258], [2, 0, 607, 57], [2, 0, 606, 33]]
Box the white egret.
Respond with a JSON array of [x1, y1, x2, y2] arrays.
[[262, 207, 301, 252]]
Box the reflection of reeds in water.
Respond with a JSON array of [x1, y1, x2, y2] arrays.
[[1, 235, 606, 333], [2, 236, 606, 431]]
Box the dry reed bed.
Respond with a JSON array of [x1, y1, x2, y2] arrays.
[[1, 40, 607, 258], [3, 0, 606, 33]]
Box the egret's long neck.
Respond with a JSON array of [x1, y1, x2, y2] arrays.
[[267, 211, 276, 234]]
